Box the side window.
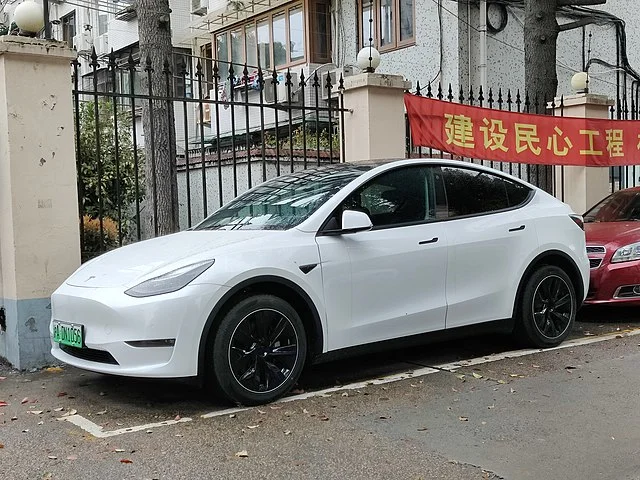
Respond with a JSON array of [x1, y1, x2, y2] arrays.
[[343, 166, 433, 228], [442, 166, 529, 217]]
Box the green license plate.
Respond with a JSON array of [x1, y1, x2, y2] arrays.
[[53, 321, 84, 348]]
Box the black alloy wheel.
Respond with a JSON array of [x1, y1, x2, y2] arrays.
[[515, 265, 577, 348], [209, 294, 307, 405]]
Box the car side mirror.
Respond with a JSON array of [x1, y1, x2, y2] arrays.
[[340, 210, 373, 234]]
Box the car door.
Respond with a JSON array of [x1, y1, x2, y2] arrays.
[[440, 165, 538, 329], [316, 165, 449, 351]]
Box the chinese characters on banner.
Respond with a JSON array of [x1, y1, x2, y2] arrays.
[[404, 94, 639, 167]]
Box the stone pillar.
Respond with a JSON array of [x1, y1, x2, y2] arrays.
[[0, 37, 80, 369], [553, 94, 613, 214], [341, 73, 411, 162]]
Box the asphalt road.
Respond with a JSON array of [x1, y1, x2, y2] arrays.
[[1, 306, 639, 480]]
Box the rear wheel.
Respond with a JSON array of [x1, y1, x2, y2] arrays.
[[208, 294, 307, 405], [514, 265, 576, 348]]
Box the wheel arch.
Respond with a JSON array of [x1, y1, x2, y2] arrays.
[[198, 276, 324, 376], [512, 250, 585, 319]]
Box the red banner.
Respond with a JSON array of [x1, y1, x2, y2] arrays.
[[404, 94, 640, 167]]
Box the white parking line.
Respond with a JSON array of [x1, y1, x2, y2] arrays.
[[62, 327, 640, 437]]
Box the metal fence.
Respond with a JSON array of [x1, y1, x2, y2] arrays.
[[404, 81, 640, 199], [72, 49, 347, 260]]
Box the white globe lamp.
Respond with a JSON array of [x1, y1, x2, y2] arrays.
[[13, 1, 45, 37], [571, 71, 589, 94], [356, 46, 381, 73]]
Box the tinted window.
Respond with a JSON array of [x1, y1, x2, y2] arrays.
[[343, 166, 442, 228], [442, 166, 530, 217], [584, 190, 640, 223], [195, 165, 370, 231]]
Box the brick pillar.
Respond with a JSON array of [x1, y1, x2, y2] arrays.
[[553, 94, 614, 214], [0, 37, 80, 369]]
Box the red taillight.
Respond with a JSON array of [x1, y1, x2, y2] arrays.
[[570, 214, 584, 230]]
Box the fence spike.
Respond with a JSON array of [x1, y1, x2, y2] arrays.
[[212, 61, 219, 81], [144, 55, 153, 73], [257, 66, 264, 89], [478, 85, 484, 106], [127, 50, 135, 70], [415, 80, 422, 96], [324, 71, 333, 91], [458, 86, 464, 103], [178, 58, 187, 77], [108, 49, 116, 71], [338, 73, 345, 91], [437, 83, 443, 100], [312, 70, 319, 87], [228, 63, 235, 85], [285, 68, 293, 86], [299, 70, 306, 88], [90, 46, 99, 68], [488, 87, 494, 108], [426, 82, 433, 98], [469, 85, 474, 105], [447, 84, 453, 102], [162, 57, 171, 75]]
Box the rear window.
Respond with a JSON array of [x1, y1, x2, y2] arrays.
[[584, 190, 640, 223]]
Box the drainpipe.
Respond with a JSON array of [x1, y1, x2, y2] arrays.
[[479, 0, 488, 90]]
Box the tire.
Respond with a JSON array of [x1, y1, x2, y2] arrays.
[[514, 265, 577, 348], [208, 294, 307, 406]]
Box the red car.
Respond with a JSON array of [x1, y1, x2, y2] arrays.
[[584, 187, 640, 305]]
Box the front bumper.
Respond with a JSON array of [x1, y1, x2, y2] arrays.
[[50, 282, 229, 378], [584, 258, 640, 305]]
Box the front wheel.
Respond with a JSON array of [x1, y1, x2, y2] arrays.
[[514, 265, 577, 348], [209, 294, 307, 405]]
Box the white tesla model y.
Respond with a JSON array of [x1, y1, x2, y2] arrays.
[[51, 159, 589, 405]]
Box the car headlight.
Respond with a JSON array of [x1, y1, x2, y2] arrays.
[[611, 242, 640, 263], [125, 260, 215, 297]]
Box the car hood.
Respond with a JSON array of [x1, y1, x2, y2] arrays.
[[585, 222, 640, 250], [66, 230, 275, 288]]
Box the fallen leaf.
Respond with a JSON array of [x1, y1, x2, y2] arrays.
[[270, 406, 282, 410], [57, 392, 68, 397], [67, 455, 78, 461], [21, 397, 29, 404], [120, 459, 133, 464], [0, 401, 8, 407], [174, 415, 181, 421], [48, 455, 57, 460], [284, 430, 291, 435], [0, 444, 4, 448], [302, 408, 310, 414], [472, 373, 483, 379], [291, 388, 305, 394], [341, 392, 349, 397], [509, 374, 519, 378], [45, 367, 63, 373], [247, 425, 259, 429], [229, 414, 236, 419], [96, 410, 107, 415], [497, 380, 506, 384], [99, 392, 106, 396], [417, 427, 428, 431], [38, 421, 44, 425], [175, 434, 183, 437], [565, 366, 578, 370], [379, 415, 389, 420], [459, 416, 469, 422], [22, 429, 29, 433], [510, 388, 516, 394], [532, 365, 540, 368], [0, 377, 5, 381], [257, 409, 266, 414], [319, 416, 330, 421], [584, 332, 595, 336], [410, 384, 418, 387], [29, 410, 44, 415], [146, 430, 153, 434], [455, 374, 466, 380], [11, 416, 17, 421], [114, 449, 126, 453], [235, 450, 248, 458], [53, 407, 64, 412], [481, 421, 487, 425], [488, 405, 495, 409]]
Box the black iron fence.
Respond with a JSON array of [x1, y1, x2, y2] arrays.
[[72, 49, 347, 260], [404, 81, 640, 199]]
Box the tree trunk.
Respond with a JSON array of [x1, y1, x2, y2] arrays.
[[137, 0, 179, 237], [524, 0, 559, 192]]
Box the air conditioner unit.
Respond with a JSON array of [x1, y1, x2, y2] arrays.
[[321, 66, 354, 100], [191, 0, 207, 16], [94, 34, 109, 56], [264, 72, 299, 104], [72, 33, 90, 52]]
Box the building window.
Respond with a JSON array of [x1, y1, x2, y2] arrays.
[[214, 2, 310, 75], [61, 12, 76, 49], [309, 0, 331, 64], [359, 0, 414, 51]]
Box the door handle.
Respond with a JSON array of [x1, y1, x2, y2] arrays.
[[509, 225, 526, 232], [419, 237, 439, 245]]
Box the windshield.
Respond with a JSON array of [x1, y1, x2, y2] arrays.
[[584, 190, 640, 223], [194, 165, 371, 231]]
